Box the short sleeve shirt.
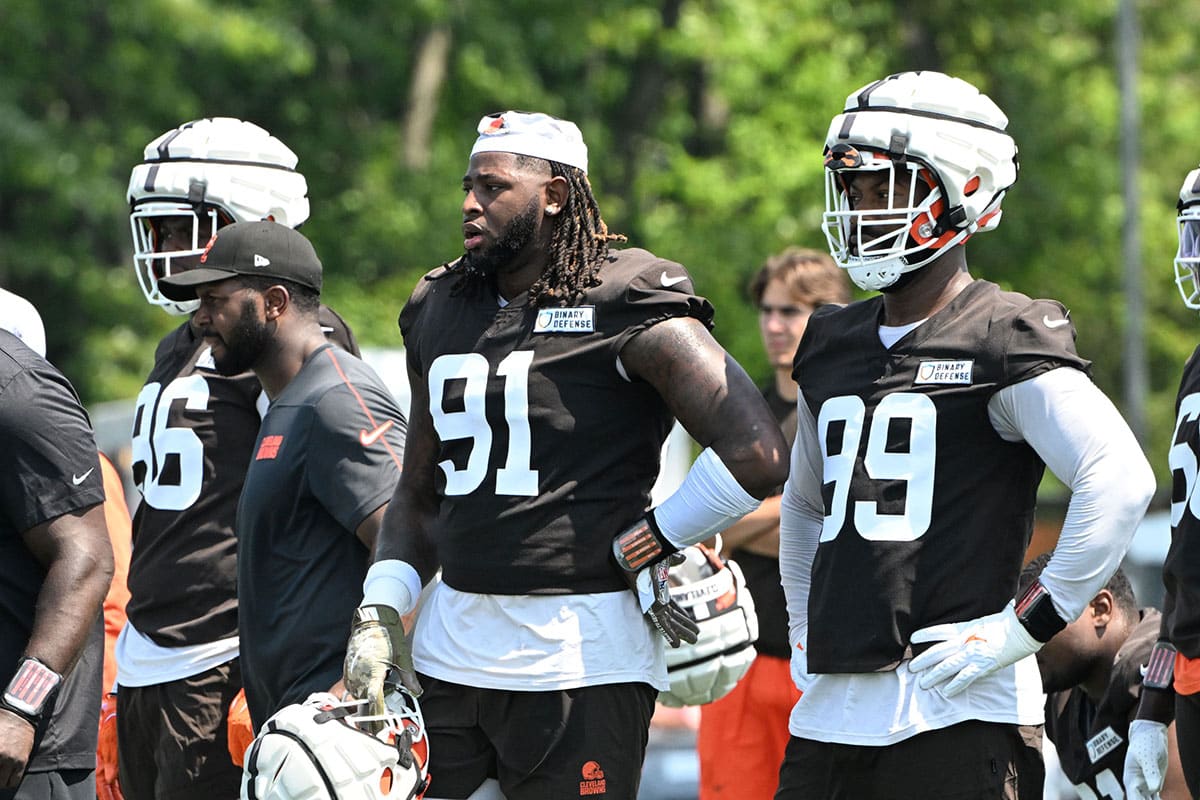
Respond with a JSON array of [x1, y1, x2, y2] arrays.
[[237, 344, 406, 728], [0, 331, 105, 771]]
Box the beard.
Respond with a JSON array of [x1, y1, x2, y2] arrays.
[[211, 297, 272, 376], [460, 197, 542, 277]]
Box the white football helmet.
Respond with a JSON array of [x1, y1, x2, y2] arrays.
[[821, 71, 1019, 291], [240, 690, 430, 800], [128, 117, 310, 314], [658, 544, 758, 708], [1174, 166, 1200, 310]]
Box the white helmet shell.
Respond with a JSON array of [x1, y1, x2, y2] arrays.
[[240, 691, 429, 800], [128, 117, 310, 314], [657, 545, 758, 708], [1174, 166, 1200, 310], [821, 71, 1019, 291]]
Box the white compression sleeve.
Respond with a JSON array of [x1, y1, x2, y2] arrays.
[[361, 559, 422, 615], [987, 367, 1155, 622], [653, 447, 762, 549], [778, 392, 824, 649]]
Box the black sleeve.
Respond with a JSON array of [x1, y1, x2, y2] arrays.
[[0, 366, 104, 533]]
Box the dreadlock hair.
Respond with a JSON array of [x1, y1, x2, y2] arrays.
[[527, 158, 626, 307], [436, 156, 626, 306]]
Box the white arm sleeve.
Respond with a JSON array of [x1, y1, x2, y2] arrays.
[[778, 391, 825, 649], [987, 367, 1155, 622]]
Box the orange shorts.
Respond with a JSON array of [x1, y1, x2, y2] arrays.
[[698, 653, 800, 800]]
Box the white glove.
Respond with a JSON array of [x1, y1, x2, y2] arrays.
[[1123, 719, 1168, 800], [790, 637, 814, 697], [907, 602, 1041, 697]]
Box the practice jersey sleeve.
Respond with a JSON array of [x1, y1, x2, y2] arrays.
[[0, 361, 104, 532], [988, 367, 1154, 622], [999, 298, 1090, 385], [307, 357, 407, 534]]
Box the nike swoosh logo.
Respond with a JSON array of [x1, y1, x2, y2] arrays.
[[1042, 315, 1070, 329], [359, 419, 394, 447], [72, 468, 94, 485], [660, 272, 688, 287]]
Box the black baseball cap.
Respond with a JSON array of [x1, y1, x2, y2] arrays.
[[158, 220, 322, 301]]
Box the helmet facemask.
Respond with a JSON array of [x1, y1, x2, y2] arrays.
[[128, 117, 309, 316], [130, 200, 232, 316], [1175, 207, 1200, 310], [822, 147, 965, 292]]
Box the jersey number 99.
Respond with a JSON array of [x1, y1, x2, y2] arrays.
[[818, 392, 936, 543]]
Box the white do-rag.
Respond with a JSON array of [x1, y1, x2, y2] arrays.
[[0, 288, 46, 357], [470, 111, 589, 174]]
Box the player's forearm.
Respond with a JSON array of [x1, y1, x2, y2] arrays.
[[991, 369, 1155, 622], [24, 506, 114, 674]]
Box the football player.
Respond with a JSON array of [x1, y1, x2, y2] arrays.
[[109, 118, 360, 800], [1020, 554, 1189, 799], [776, 71, 1154, 798], [1125, 163, 1200, 800], [342, 110, 789, 800]]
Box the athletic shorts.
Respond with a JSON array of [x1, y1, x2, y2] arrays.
[[116, 660, 243, 800], [698, 653, 798, 800], [774, 720, 1044, 800], [1176, 689, 1200, 797], [0, 770, 93, 800], [415, 674, 657, 800]]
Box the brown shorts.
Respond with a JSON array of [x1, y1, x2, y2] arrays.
[[774, 720, 1044, 800], [116, 660, 243, 800], [415, 674, 657, 800]]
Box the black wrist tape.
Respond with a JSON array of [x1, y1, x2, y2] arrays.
[[1014, 580, 1067, 643]]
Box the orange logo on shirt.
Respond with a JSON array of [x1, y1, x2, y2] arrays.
[[580, 761, 606, 795], [256, 435, 283, 460]]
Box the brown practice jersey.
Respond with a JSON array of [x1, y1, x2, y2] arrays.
[[1164, 346, 1200, 658], [127, 321, 260, 647], [399, 248, 714, 596], [793, 280, 1089, 673], [1046, 609, 1161, 799]]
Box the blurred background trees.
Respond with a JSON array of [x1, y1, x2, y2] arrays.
[[1, 0, 1196, 502]]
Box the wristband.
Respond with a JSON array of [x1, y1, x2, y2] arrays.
[[613, 513, 676, 572], [1014, 580, 1067, 643], [2, 656, 62, 723], [361, 559, 421, 615], [1143, 641, 1178, 691]]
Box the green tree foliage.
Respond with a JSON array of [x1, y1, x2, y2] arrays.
[[1, 0, 1198, 495]]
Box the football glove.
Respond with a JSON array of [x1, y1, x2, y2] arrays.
[[907, 602, 1041, 697], [227, 688, 254, 768], [612, 516, 699, 648], [1123, 719, 1168, 800], [345, 604, 421, 711], [96, 692, 122, 800], [790, 639, 813, 698]]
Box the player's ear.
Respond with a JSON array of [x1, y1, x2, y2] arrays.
[[544, 175, 569, 217], [1089, 590, 1114, 627]]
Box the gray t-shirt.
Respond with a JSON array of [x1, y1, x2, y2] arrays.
[[236, 343, 406, 728]]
